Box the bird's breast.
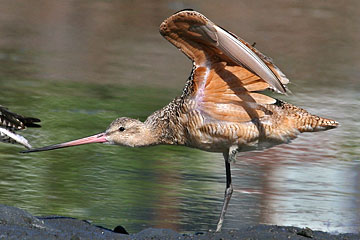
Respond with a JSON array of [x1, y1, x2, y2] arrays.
[[180, 110, 260, 152], [178, 105, 302, 152]]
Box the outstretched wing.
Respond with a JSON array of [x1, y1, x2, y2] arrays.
[[0, 106, 41, 149], [160, 10, 289, 122], [0, 106, 41, 130]]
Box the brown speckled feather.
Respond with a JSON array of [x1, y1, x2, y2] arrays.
[[160, 10, 287, 126], [155, 10, 338, 151], [23, 10, 339, 232], [23, 10, 338, 155]]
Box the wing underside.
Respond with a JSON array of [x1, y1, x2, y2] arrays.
[[160, 10, 290, 123]]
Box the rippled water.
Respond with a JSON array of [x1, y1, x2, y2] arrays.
[[0, 0, 359, 234]]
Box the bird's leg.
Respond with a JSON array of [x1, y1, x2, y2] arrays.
[[216, 150, 233, 232], [228, 145, 240, 163]]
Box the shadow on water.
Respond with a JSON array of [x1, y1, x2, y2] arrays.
[[0, 0, 360, 234]]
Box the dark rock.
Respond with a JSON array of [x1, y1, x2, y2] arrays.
[[114, 225, 129, 235], [0, 204, 46, 228], [0, 204, 359, 240], [132, 228, 181, 239], [297, 227, 314, 238], [0, 204, 128, 240]]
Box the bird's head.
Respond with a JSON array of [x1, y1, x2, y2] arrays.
[[22, 117, 158, 153], [105, 117, 157, 147]]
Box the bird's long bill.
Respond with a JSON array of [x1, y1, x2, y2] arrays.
[[22, 132, 108, 153]]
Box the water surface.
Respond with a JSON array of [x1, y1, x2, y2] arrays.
[[0, 0, 359, 234]]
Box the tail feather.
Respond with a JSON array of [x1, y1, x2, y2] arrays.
[[0, 106, 41, 130], [298, 115, 339, 132], [21, 117, 41, 128], [275, 100, 339, 133]]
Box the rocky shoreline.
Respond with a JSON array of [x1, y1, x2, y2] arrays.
[[0, 204, 358, 239]]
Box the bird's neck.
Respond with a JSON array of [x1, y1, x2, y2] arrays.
[[134, 123, 162, 147], [144, 98, 184, 145]]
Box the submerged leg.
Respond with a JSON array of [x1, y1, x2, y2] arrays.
[[216, 150, 233, 232]]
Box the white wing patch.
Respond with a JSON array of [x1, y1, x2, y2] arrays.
[[0, 127, 32, 149]]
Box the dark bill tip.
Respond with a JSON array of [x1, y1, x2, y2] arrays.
[[21, 132, 107, 153], [21, 143, 70, 153]]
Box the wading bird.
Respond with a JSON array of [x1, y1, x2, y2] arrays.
[[23, 10, 338, 231], [0, 106, 40, 149]]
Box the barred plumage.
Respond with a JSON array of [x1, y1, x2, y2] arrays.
[[0, 106, 41, 149], [24, 10, 338, 232]]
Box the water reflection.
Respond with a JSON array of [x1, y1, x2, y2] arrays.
[[0, 0, 359, 234]]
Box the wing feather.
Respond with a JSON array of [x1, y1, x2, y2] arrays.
[[160, 10, 289, 123]]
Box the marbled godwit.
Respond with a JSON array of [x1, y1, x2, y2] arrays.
[[0, 105, 40, 149], [23, 10, 338, 231]]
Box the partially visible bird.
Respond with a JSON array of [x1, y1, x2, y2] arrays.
[[23, 10, 338, 231], [0, 105, 41, 149]]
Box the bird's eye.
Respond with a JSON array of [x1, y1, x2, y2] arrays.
[[119, 127, 125, 132]]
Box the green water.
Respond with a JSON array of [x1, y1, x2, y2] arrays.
[[1, 77, 224, 231], [0, 0, 359, 234]]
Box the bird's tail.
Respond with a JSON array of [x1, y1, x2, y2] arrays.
[[277, 100, 339, 133], [297, 115, 339, 132], [21, 117, 41, 128], [0, 106, 41, 129]]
